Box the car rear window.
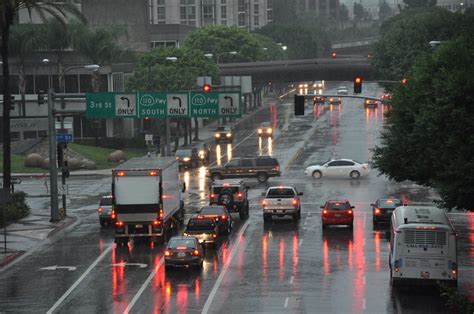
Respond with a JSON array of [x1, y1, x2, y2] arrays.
[[186, 219, 216, 231], [266, 188, 295, 198], [168, 238, 196, 248], [100, 197, 113, 206], [379, 199, 402, 208], [256, 158, 279, 167], [212, 187, 239, 194], [327, 202, 351, 210], [200, 207, 225, 215]]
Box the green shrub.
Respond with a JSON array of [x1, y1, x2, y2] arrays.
[[439, 283, 474, 313], [0, 191, 30, 227]]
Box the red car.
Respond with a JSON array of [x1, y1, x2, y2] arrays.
[[321, 200, 354, 229]]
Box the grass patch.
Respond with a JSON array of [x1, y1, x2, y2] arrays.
[[68, 143, 145, 169], [0, 154, 46, 173]]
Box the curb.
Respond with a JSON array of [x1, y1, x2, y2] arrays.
[[47, 216, 78, 238], [0, 251, 25, 268]]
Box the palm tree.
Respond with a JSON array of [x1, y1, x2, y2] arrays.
[[1, 0, 83, 191], [9, 24, 45, 116]]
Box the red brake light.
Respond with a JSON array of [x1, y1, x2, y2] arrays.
[[164, 250, 171, 256], [292, 198, 299, 206], [153, 220, 160, 225], [323, 210, 328, 215], [115, 221, 124, 227], [98, 207, 102, 213], [193, 249, 200, 256], [223, 183, 230, 187], [117, 171, 125, 177], [237, 192, 243, 198], [348, 210, 353, 215], [221, 215, 226, 220], [262, 199, 267, 206], [210, 193, 215, 198], [394, 260, 399, 272], [176, 246, 186, 250], [149, 171, 157, 176], [111, 210, 116, 219], [212, 234, 217, 238], [375, 208, 381, 214]]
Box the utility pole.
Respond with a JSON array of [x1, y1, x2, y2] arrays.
[[47, 88, 59, 222]]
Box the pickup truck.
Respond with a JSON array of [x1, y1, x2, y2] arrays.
[[261, 186, 303, 222]]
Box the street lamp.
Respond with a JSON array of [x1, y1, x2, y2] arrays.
[[146, 56, 178, 157], [281, 46, 287, 51], [204, 53, 213, 59], [216, 51, 238, 64]]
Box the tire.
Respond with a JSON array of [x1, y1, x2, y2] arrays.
[[165, 265, 172, 271], [292, 213, 299, 222], [211, 173, 222, 181], [312, 171, 322, 179], [350, 170, 360, 179], [239, 210, 246, 220], [348, 224, 354, 230], [297, 210, 301, 219], [322, 223, 327, 229], [257, 172, 268, 183], [263, 214, 272, 222], [373, 219, 378, 229], [218, 191, 234, 208]]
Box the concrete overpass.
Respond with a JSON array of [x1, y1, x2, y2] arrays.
[[219, 57, 377, 84]]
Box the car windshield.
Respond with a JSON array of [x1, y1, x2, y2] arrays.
[[216, 126, 227, 131], [266, 188, 295, 198], [379, 199, 402, 208], [186, 219, 216, 231], [175, 149, 192, 156], [168, 238, 196, 248], [327, 202, 351, 210], [100, 197, 113, 206], [200, 207, 226, 215]]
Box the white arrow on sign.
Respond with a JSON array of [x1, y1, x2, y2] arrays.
[[41, 265, 77, 271], [111, 262, 148, 268]]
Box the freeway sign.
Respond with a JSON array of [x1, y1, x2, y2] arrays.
[[218, 92, 241, 117], [86, 92, 115, 118], [189, 92, 219, 118], [56, 133, 73, 143], [138, 92, 167, 118]]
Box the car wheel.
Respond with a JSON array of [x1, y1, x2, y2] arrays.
[[212, 173, 222, 181], [312, 171, 322, 179], [350, 170, 360, 179], [263, 214, 272, 222], [373, 219, 378, 228], [257, 172, 268, 183], [348, 224, 354, 230], [239, 210, 246, 220], [297, 209, 301, 219], [292, 213, 299, 222], [100, 220, 106, 227]]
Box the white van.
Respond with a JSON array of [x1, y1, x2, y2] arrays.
[[388, 205, 457, 287]]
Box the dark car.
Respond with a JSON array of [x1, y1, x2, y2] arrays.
[[209, 179, 249, 219], [197, 205, 233, 234], [164, 236, 203, 270], [313, 96, 325, 105], [321, 200, 354, 229], [371, 198, 403, 226], [98, 195, 114, 227], [192, 141, 211, 165], [206, 156, 281, 183], [328, 96, 341, 105], [175, 146, 198, 169], [183, 217, 220, 247], [214, 126, 233, 143], [364, 99, 379, 108]]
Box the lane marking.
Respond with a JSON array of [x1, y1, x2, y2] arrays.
[[363, 298, 366, 310], [299, 239, 303, 247], [124, 257, 164, 313], [201, 219, 251, 314], [290, 276, 294, 284], [47, 244, 113, 314], [284, 297, 289, 308], [363, 275, 366, 285]]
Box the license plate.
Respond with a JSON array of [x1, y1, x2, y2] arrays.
[[335, 214, 341, 217], [177, 252, 186, 257], [420, 271, 430, 279], [387, 210, 393, 214], [135, 224, 143, 228]]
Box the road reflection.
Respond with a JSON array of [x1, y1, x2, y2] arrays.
[[226, 144, 232, 161], [215, 144, 222, 166], [258, 137, 273, 156]]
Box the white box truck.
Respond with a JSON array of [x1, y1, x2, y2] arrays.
[[112, 157, 185, 246]]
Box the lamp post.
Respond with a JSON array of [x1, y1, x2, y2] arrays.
[[216, 51, 238, 64], [147, 56, 178, 157]]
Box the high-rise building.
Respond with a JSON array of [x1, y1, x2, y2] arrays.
[[294, 0, 340, 19]]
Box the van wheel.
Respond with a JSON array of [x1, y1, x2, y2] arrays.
[[350, 170, 360, 179], [322, 223, 327, 229], [212, 173, 222, 181], [312, 171, 322, 179], [257, 172, 268, 183]]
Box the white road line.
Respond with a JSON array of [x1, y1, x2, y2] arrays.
[[124, 257, 164, 314], [47, 244, 113, 314], [201, 219, 251, 314], [299, 239, 303, 247], [290, 276, 294, 284], [363, 298, 366, 310], [284, 297, 289, 308]]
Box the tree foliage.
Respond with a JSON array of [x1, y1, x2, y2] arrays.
[[378, 1, 393, 21], [353, 3, 370, 21], [372, 35, 474, 210], [371, 8, 464, 80]]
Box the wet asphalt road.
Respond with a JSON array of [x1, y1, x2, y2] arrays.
[[1, 82, 473, 313]]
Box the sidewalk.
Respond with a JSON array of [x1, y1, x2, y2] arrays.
[[0, 95, 280, 269]]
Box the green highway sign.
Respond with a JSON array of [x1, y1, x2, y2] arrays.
[[86, 91, 242, 119]]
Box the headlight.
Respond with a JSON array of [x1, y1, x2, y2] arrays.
[[183, 157, 191, 162], [226, 133, 231, 137], [258, 129, 262, 134], [267, 128, 272, 133], [215, 133, 221, 138]]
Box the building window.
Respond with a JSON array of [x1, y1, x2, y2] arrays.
[[157, 6, 166, 23], [238, 0, 246, 12], [221, 0, 226, 3], [221, 19, 227, 25], [254, 3, 259, 14], [202, 4, 214, 25], [151, 41, 178, 49], [267, 9, 273, 21], [254, 15, 259, 26], [180, 6, 187, 21], [238, 13, 246, 26], [221, 5, 226, 19]]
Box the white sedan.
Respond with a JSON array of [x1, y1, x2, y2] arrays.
[[337, 86, 349, 95], [304, 159, 370, 179]]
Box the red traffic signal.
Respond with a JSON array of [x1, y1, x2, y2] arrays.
[[354, 76, 362, 94], [367, 52, 373, 60], [202, 84, 212, 92], [331, 51, 337, 58], [401, 78, 407, 84]]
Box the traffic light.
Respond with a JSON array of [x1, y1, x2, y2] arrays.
[[367, 52, 373, 60], [37, 90, 45, 105], [294, 94, 305, 115], [331, 51, 337, 58], [202, 83, 212, 92], [143, 117, 151, 131], [353, 76, 362, 94], [401, 78, 407, 84]]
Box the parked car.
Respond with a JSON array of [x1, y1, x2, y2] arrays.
[[98, 195, 114, 227], [175, 146, 198, 169], [207, 156, 281, 183], [337, 86, 349, 94], [196, 205, 233, 234], [164, 236, 203, 270], [321, 200, 354, 229], [183, 217, 221, 247], [261, 186, 303, 222], [304, 158, 369, 179], [214, 126, 233, 143], [257, 122, 273, 138], [371, 198, 403, 226]]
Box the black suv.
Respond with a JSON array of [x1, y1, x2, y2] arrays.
[[209, 179, 249, 219], [206, 156, 281, 183], [175, 146, 199, 169]]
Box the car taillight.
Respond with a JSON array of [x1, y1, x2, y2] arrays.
[[262, 199, 267, 206], [210, 193, 215, 198], [221, 215, 227, 220], [394, 260, 399, 272], [176, 246, 186, 250], [323, 210, 328, 215], [98, 207, 102, 213], [451, 262, 457, 276], [374, 208, 381, 214], [153, 220, 161, 225], [237, 192, 243, 199], [348, 210, 353, 215], [292, 198, 299, 206], [193, 250, 200, 256], [164, 250, 171, 257], [111, 210, 116, 219], [212, 234, 217, 238], [273, 166, 280, 171], [115, 221, 124, 227]]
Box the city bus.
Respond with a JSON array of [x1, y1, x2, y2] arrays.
[[388, 205, 457, 287]]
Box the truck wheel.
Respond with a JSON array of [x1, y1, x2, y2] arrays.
[[218, 191, 234, 207], [239, 210, 246, 220], [257, 172, 268, 183], [212, 173, 222, 181], [263, 214, 272, 222]]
